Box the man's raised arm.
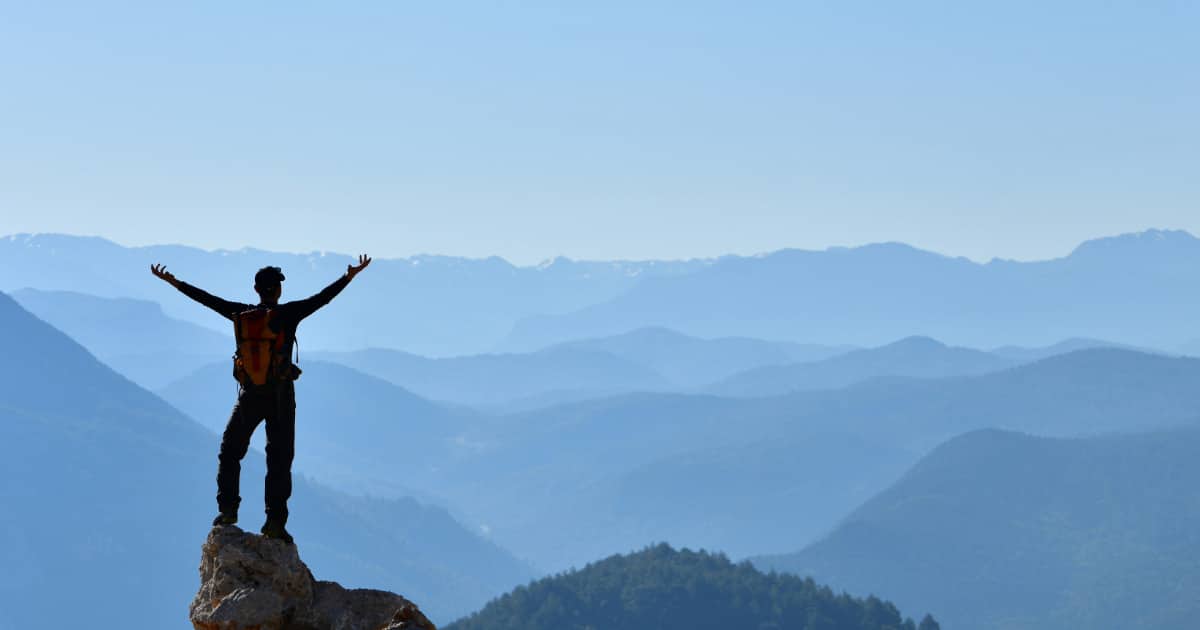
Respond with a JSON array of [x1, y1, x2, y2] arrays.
[[151, 264, 244, 320], [289, 254, 372, 322]]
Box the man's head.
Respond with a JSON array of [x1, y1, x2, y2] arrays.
[[254, 266, 285, 305]]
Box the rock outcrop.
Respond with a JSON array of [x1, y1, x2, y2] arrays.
[[190, 525, 437, 630]]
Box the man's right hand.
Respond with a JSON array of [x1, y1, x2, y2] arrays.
[[346, 254, 372, 280], [151, 263, 180, 287]]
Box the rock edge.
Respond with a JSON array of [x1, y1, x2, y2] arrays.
[[190, 525, 436, 630]]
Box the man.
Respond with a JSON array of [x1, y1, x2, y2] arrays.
[[151, 255, 371, 543]]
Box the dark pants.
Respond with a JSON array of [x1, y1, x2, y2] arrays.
[[216, 380, 296, 524]]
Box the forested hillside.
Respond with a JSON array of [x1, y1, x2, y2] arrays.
[[448, 544, 940, 630]]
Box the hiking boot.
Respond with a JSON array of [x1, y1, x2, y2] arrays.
[[260, 520, 294, 545], [212, 512, 238, 527]]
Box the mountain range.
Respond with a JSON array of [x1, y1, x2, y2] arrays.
[[156, 342, 1200, 574], [7, 229, 1200, 628], [0, 291, 531, 626], [0, 233, 705, 356], [4, 229, 1198, 356], [308, 346, 672, 410], [16, 269, 1194, 578], [503, 229, 1200, 351], [705, 335, 1016, 397], [412, 348, 1200, 570], [312, 327, 851, 410], [988, 337, 1155, 362], [756, 427, 1200, 630], [544, 326, 852, 386], [12, 283, 1145, 415]]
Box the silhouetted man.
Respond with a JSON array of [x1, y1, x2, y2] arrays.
[[151, 255, 371, 543]]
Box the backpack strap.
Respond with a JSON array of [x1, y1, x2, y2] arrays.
[[233, 312, 246, 352]]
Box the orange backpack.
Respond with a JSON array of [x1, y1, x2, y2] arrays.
[[232, 308, 295, 386]]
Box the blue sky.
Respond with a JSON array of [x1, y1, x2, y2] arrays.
[[0, 1, 1195, 264]]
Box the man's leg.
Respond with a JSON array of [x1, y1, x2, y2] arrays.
[[216, 390, 263, 519], [263, 382, 297, 526]]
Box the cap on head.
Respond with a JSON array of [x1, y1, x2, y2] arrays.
[[254, 266, 285, 288]]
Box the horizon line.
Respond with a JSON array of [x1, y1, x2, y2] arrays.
[[3, 227, 1195, 269]]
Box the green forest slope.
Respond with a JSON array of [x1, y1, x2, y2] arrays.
[[448, 544, 940, 630]]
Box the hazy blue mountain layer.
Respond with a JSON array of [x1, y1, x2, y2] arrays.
[[503, 431, 915, 569], [541, 326, 853, 387], [756, 428, 1200, 630], [448, 544, 939, 630], [159, 359, 473, 502], [0, 292, 531, 626], [503, 229, 1200, 350], [706, 335, 1016, 397], [15, 282, 1126, 415], [11, 287, 227, 389], [988, 337, 1155, 362], [12, 287, 703, 411], [6, 229, 1200, 356], [427, 349, 1200, 570], [309, 346, 672, 409], [0, 233, 706, 356], [8, 284, 851, 410], [314, 326, 853, 410]]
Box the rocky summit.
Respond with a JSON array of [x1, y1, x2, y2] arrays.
[[190, 525, 437, 630]]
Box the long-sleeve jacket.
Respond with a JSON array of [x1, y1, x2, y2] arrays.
[[174, 274, 351, 361]]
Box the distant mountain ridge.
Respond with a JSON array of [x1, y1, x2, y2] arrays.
[[4, 229, 1198, 355], [313, 327, 852, 409], [0, 233, 708, 356], [706, 336, 1015, 397], [544, 326, 852, 386], [2, 281, 1145, 414], [756, 427, 1200, 630], [988, 337, 1155, 362], [503, 229, 1200, 350], [309, 346, 672, 410]]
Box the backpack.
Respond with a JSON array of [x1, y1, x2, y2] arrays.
[[232, 308, 300, 386]]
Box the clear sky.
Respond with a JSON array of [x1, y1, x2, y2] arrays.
[[1, 1, 1195, 264]]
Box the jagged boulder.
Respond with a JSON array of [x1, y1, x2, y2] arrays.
[[190, 525, 436, 630]]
